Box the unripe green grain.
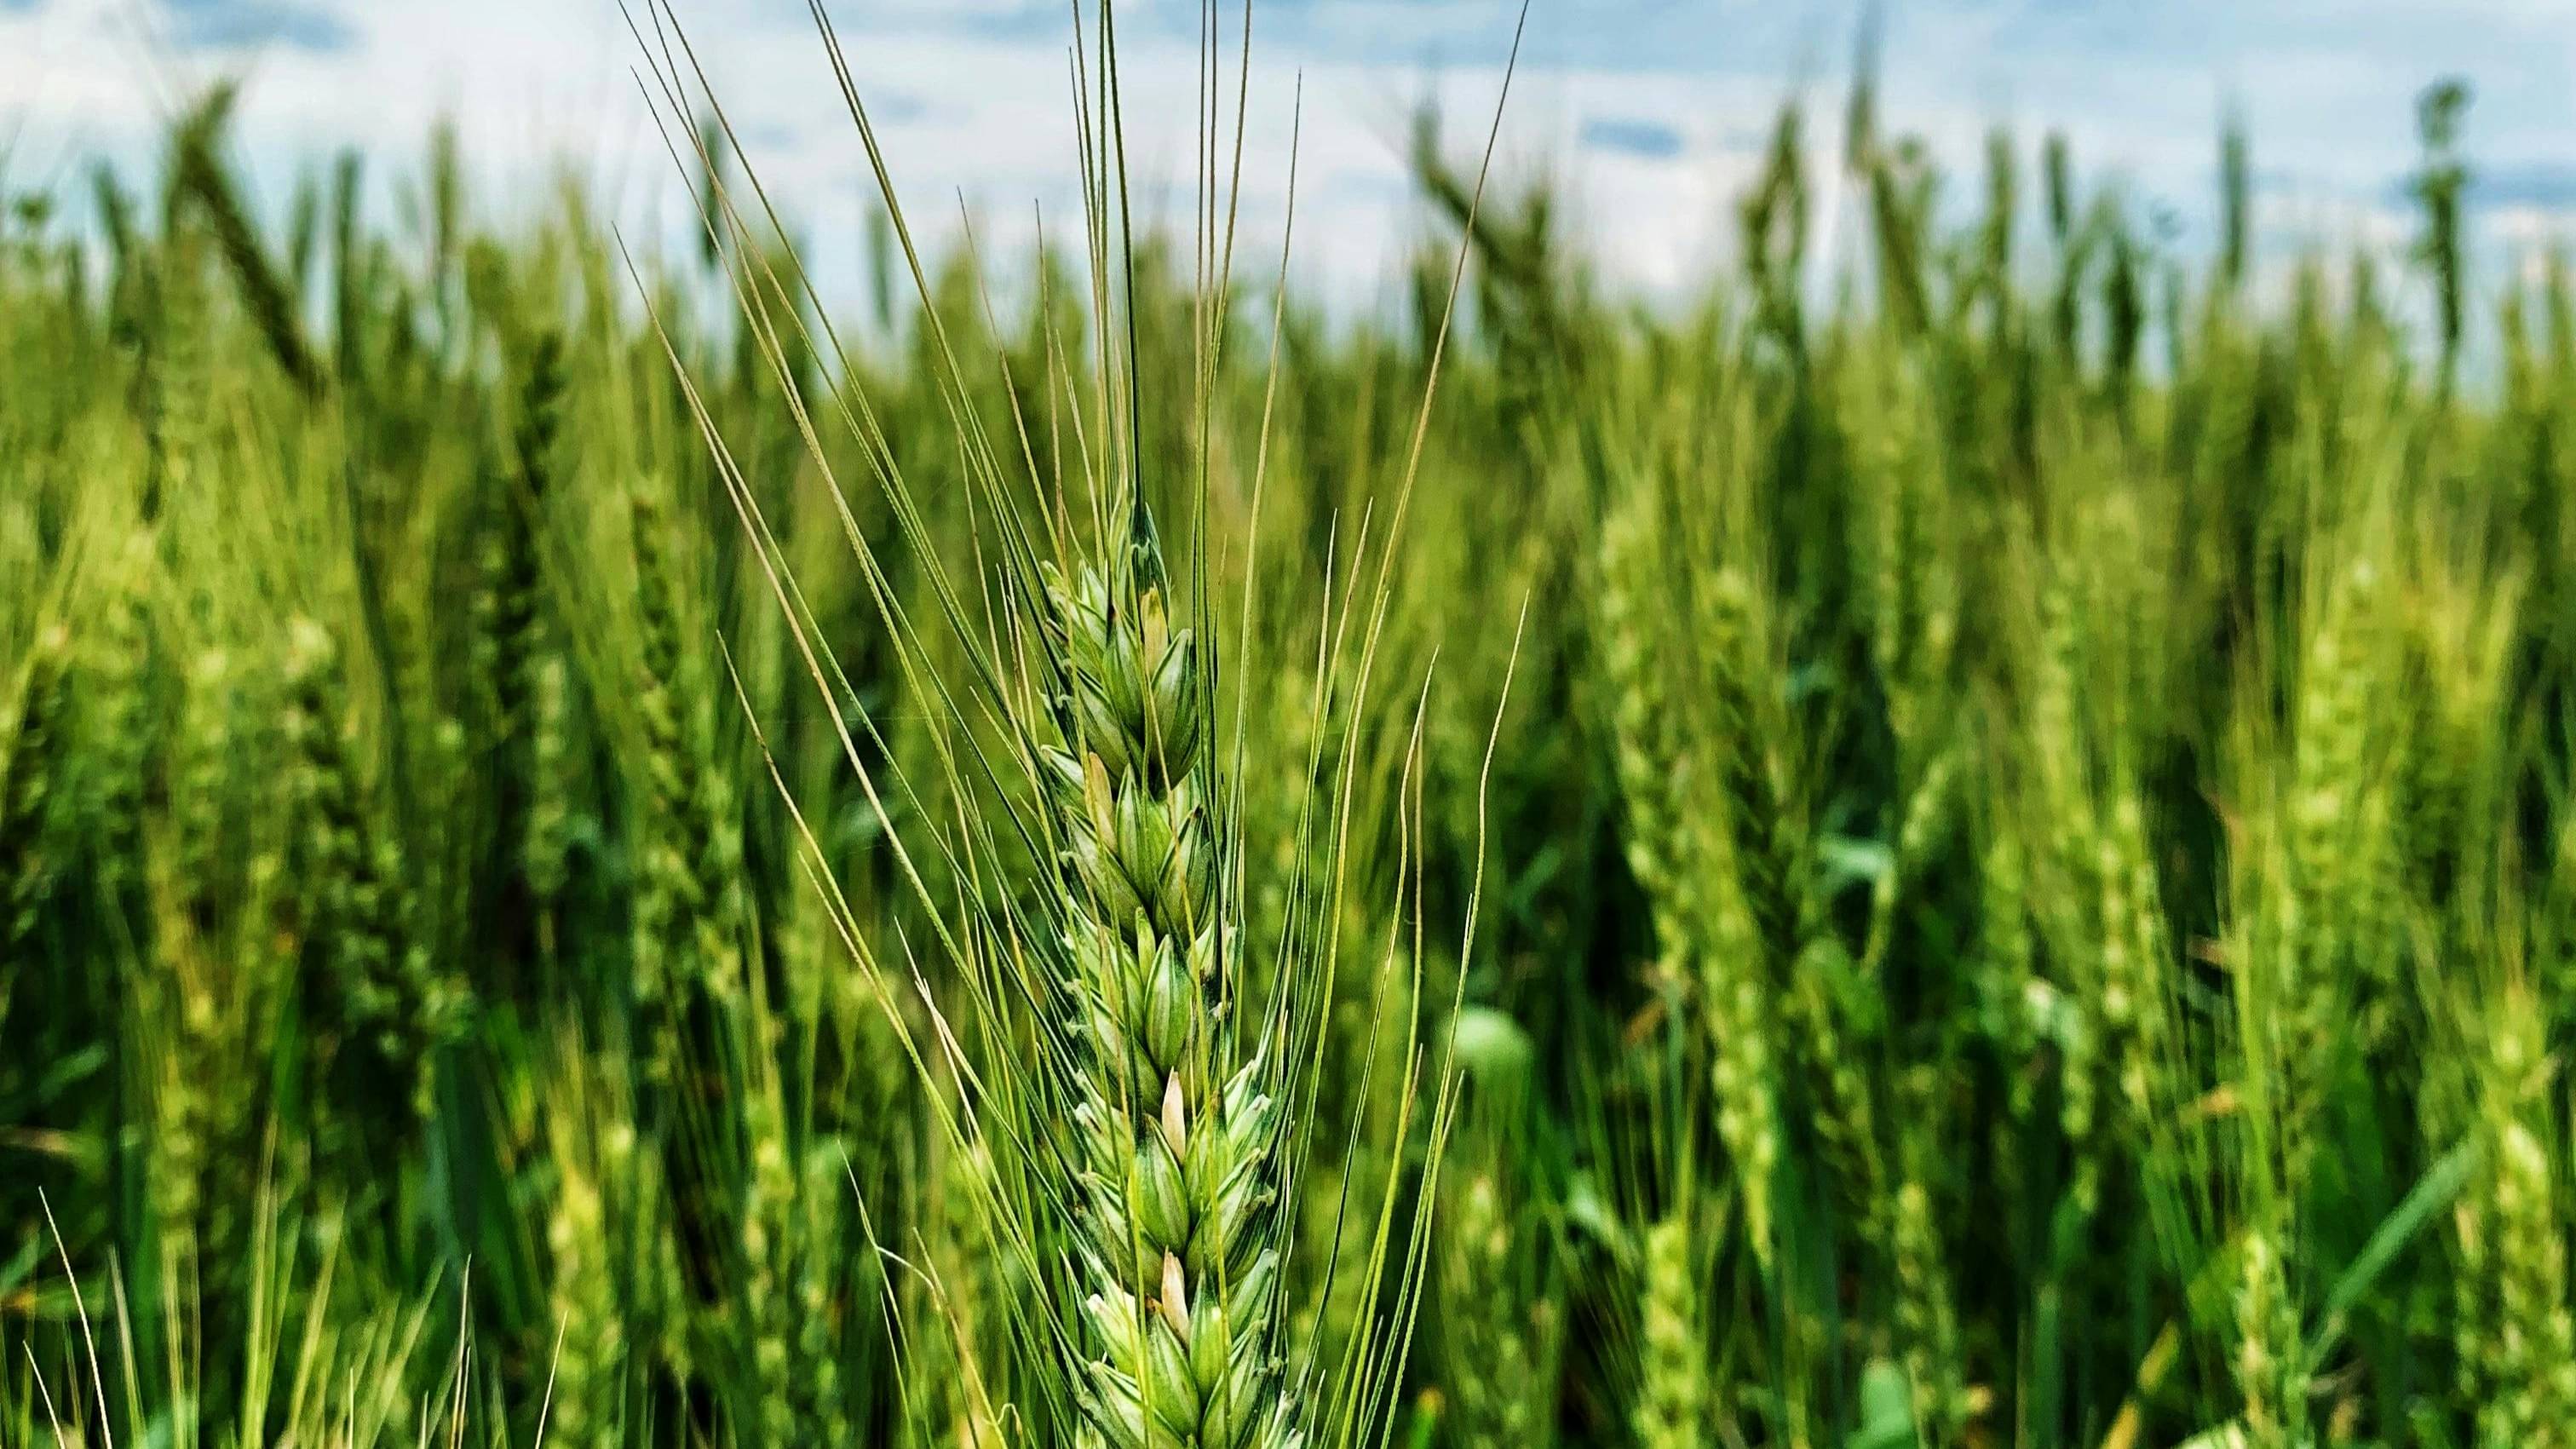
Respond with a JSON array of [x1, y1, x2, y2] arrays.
[[1037, 526, 1295, 1449], [540, 1054, 629, 1449], [2096, 791, 2171, 1138], [1696, 571, 1797, 965], [1893, 1176, 1965, 1448], [2458, 1005, 2576, 1448], [79, 544, 157, 906], [1783, 935, 1886, 1242], [1601, 497, 1782, 1264], [282, 617, 459, 1130], [1631, 1216, 1706, 1449], [1694, 565, 1878, 1239], [741, 1089, 802, 1446], [794, 1143, 853, 1446], [628, 487, 745, 1023], [2291, 558, 2389, 1003], [1437, 1176, 1555, 1449], [2234, 1228, 2307, 1449], [543, 1163, 620, 1449], [0, 624, 70, 969], [526, 653, 574, 908], [2477, 1122, 2576, 1449], [1976, 828, 2043, 1118], [172, 647, 238, 925], [1599, 499, 1678, 903], [173, 86, 325, 400], [473, 337, 567, 971]]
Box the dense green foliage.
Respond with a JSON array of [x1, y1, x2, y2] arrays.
[[6, 22, 2576, 1449]]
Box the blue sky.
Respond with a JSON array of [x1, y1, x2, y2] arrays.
[[3, 0, 2571, 305]]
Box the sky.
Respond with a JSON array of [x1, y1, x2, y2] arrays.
[[3, 0, 2573, 310]]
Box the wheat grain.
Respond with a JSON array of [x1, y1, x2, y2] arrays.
[[1631, 1216, 1707, 1449], [1037, 527, 1293, 1449], [1, 624, 70, 970]]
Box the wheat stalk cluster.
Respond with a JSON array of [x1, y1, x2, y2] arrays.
[[4, 6, 2575, 1449]]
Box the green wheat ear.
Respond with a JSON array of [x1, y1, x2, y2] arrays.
[[281, 616, 460, 1132], [172, 83, 325, 401], [1, 624, 70, 969], [1034, 525, 1297, 1449], [1631, 1216, 1708, 1449]]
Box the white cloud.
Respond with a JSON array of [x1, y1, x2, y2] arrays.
[[1, 0, 2568, 316]]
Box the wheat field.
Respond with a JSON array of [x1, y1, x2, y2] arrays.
[[3, 9, 2574, 1449]]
